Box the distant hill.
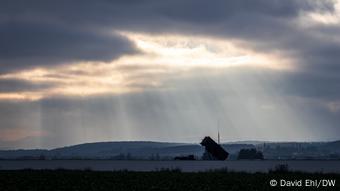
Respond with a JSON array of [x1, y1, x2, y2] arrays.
[[0, 140, 339, 160], [0, 141, 201, 160], [48, 141, 200, 159]]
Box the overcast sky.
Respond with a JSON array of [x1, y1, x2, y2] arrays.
[[1, 0, 340, 149]]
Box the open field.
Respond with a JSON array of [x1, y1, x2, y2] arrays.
[[1, 160, 340, 173], [0, 170, 339, 191]]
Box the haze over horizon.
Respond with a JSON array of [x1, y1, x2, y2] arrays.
[[1, 0, 340, 149]]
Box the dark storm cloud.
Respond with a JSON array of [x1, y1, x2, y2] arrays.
[[0, 21, 137, 73], [1, 0, 333, 41], [1, 0, 331, 25], [0, 0, 336, 73]]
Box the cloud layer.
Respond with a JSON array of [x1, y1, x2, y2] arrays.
[[1, 0, 340, 148]]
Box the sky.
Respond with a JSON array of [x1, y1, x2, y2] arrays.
[[1, 0, 340, 149]]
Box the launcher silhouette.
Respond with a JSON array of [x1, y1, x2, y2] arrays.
[[200, 136, 229, 160]]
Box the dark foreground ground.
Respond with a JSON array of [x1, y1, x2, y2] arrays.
[[0, 170, 339, 191], [2, 160, 340, 173]]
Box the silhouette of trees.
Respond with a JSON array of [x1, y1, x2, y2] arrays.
[[237, 148, 264, 160]]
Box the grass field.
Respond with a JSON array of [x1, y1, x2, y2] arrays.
[[0, 169, 339, 191]]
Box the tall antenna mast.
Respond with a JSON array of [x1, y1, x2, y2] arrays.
[[217, 118, 220, 144]]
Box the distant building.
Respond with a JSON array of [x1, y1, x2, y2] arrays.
[[200, 136, 229, 160]]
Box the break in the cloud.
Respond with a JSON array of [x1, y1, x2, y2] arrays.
[[0, 32, 293, 100], [0, 0, 340, 148]]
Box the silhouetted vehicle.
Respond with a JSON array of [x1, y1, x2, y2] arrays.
[[174, 155, 196, 160], [237, 148, 264, 160], [200, 136, 229, 160]]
